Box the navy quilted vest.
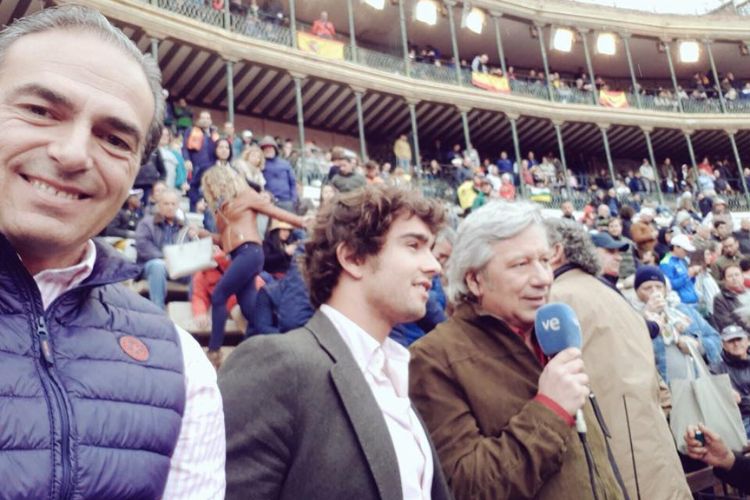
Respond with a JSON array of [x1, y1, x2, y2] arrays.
[[0, 236, 186, 499]]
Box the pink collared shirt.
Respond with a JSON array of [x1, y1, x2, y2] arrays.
[[32, 241, 225, 499]]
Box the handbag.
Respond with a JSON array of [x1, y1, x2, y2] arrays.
[[163, 228, 217, 280], [670, 341, 747, 453]]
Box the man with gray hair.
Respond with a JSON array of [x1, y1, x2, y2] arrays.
[[0, 6, 223, 498], [545, 217, 691, 500], [410, 200, 624, 500]]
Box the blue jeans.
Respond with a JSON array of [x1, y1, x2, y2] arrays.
[[208, 243, 264, 351], [143, 259, 167, 309]]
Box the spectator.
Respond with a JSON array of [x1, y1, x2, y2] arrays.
[[409, 201, 625, 500], [499, 172, 516, 200], [713, 264, 750, 332], [639, 158, 656, 193], [201, 163, 304, 368], [685, 424, 750, 490], [259, 135, 297, 211], [173, 97, 193, 134], [485, 164, 502, 191], [310, 11, 335, 38], [262, 219, 300, 276], [219, 186, 451, 499], [106, 189, 145, 239], [734, 218, 750, 255], [233, 144, 266, 191], [254, 247, 314, 334], [712, 235, 743, 281], [183, 109, 218, 211], [330, 150, 366, 193], [191, 248, 240, 331], [660, 234, 701, 306], [223, 121, 244, 159], [135, 189, 190, 309], [364, 160, 384, 184], [546, 221, 692, 500], [606, 217, 637, 279], [632, 266, 721, 383], [496, 150, 513, 175], [157, 126, 186, 192], [630, 207, 659, 255], [470, 53, 489, 73], [0, 7, 225, 497], [590, 231, 628, 288], [561, 200, 575, 220], [393, 133, 412, 172], [710, 325, 750, 438]]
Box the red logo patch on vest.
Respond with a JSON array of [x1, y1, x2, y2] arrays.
[[119, 336, 149, 362]]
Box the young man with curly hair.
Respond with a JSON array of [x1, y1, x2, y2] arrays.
[[219, 185, 452, 500]]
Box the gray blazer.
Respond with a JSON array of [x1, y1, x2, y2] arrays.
[[219, 311, 452, 500]]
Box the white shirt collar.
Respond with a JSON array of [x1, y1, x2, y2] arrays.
[[320, 304, 411, 396]]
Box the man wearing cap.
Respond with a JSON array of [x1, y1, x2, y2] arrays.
[[711, 325, 750, 438], [545, 218, 692, 500], [259, 135, 297, 211], [590, 231, 629, 287], [630, 207, 659, 256], [106, 189, 145, 239], [605, 217, 637, 280], [660, 234, 701, 306], [633, 265, 721, 383]]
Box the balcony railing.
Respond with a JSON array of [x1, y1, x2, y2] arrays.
[[144, 0, 749, 117]]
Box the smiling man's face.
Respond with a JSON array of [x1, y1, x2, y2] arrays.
[[0, 29, 153, 271]]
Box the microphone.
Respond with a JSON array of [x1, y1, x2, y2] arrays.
[[535, 303, 587, 434]]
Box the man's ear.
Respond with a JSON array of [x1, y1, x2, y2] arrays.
[[465, 270, 482, 299], [335, 242, 365, 280], [549, 242, 565, 268]]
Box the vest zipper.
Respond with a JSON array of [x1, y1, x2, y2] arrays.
[[36, 316, 73, 500]]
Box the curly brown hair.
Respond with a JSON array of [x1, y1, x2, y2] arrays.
[[302, 185, 446, 308]]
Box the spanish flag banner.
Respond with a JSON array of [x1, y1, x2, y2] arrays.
[[471, 72, 511, 94], [297, 32, 345, 60], [599, 90, 629, 108]]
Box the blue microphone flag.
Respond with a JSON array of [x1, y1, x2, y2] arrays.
[[534, 302, 582, 356]]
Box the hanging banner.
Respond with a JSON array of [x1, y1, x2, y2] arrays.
[[297, 32, 345, 60], [599, 90, 629, 108], [471, 72, 511, 94]]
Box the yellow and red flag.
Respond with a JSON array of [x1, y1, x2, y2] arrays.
[[599, 90, 629, 108], [297, 32, 345, 60], [471, 72, 510, 94]]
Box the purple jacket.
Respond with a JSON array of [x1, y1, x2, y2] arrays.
[[0, 235, 185, 498]]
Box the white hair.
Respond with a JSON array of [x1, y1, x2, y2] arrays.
[[447, 200, 544, 304]]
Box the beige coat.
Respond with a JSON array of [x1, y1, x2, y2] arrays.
[[550, 268, 691, 500]]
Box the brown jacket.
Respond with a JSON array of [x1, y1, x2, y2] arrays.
[[216, 188, 304, 253], [630, 221, 658, 253], [550, 268, 691, 500], [409, 304, 625, 500]]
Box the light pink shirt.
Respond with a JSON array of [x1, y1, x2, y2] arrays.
[[32, 241, 225, 499], [321, 304, 434, 500]]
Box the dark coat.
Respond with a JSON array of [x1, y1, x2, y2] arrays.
[[219, 311, 452, 500]]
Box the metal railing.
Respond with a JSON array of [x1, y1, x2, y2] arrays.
[[145, 0, 748, 117]]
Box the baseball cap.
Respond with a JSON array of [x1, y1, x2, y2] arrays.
[[671, 233, 696, 252], [721, 325, 748, 342], [128, 188, 144, 198], [634, 265, 666, 290], [590, 231, 629, 251]]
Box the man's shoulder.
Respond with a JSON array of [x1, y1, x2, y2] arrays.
[[223, 326, 327, 375]]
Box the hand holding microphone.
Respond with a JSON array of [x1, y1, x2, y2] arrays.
[[537, 347, 590, 419], [535, 303, 590, 433]]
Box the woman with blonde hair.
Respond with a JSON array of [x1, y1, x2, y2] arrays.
[[201, 164, 304, 368], [233, 144, 266, 191]]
